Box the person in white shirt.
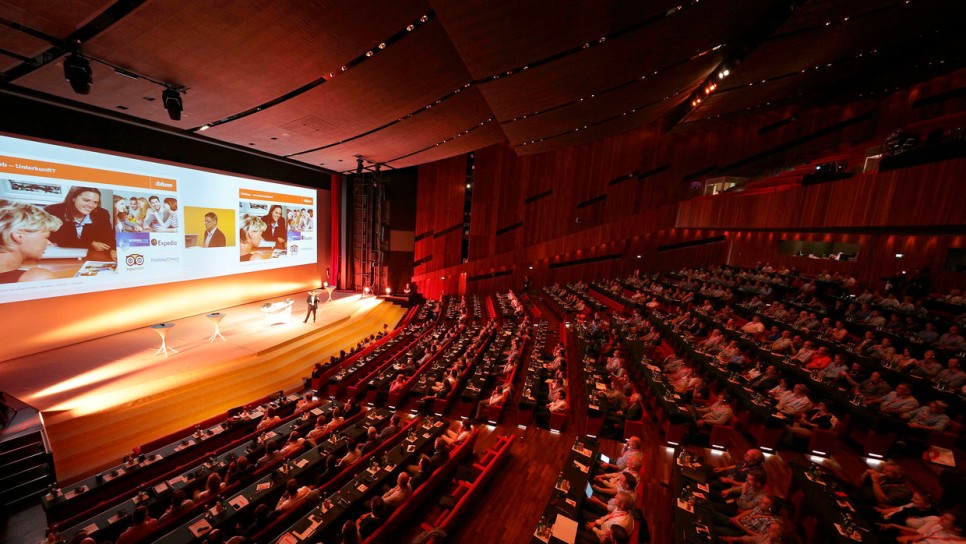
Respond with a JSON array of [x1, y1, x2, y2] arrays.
[[776, 384, 812, 416], [741, 316, 766, 337], [583, 491, 636, 543], [381, 471, 412, 510]]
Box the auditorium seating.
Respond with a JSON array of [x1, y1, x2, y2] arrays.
[[418, 433, 514, 534], [362, 427, 480, 544]]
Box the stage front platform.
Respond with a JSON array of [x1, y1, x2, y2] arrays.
[[0, 291, 405, 482]]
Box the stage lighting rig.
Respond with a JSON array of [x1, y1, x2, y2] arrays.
[[162, 88, 183, 121], [64, 53, 92, 94]]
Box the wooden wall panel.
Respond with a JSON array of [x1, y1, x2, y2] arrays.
[[676, 159, 966, 230], [415, 154, 467, 276], [410, 69, 966, 298]]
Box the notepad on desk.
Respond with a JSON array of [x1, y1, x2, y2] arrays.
[[552, 514, 579, 543], [189, 519, 212, 537]]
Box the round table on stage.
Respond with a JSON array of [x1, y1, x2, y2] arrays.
[[150, 322, 178, 356], [206, 312, 226, 342], [261, 299, 295, 326], [324, 284, 336, 303]]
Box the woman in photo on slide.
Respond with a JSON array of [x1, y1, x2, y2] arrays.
[[161, 198, 179, 229], [262, 204, 287, 249], [0, 199, 63, 283], [45, 186, 116, 260]]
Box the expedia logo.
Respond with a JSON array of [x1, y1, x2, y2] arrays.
[[150, 239, 178, 247], [125, 254, 145, 266]]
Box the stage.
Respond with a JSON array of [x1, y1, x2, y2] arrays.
[[0, 291, 406, 482]]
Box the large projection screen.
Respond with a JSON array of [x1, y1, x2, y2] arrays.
[[0, 134, 330, 361]]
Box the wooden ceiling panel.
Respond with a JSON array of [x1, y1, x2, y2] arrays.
[[10, 0, 432, 127], [682, 0, 958, 123], [0, 52, 19, 73], [685, 61, 869, 122], [203, 19, 474, 156], [471, 0, 769, 125], [721, 6, 935, 88], [773, 0, 909, 36], [291, 88, 500, 168], [1, 0, 960, 170], [500, 57, 718, 145], [0, 0, 113, 38], [380, 122, 505, 169], [430, 0, 674, 79], [0, 26, 52, 60], [513, 97, 682, 156]]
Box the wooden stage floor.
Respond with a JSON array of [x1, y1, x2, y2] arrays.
[[0, 291, 405, 482]]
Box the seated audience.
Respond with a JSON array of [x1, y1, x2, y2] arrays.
[[116, 506, 158, 544], [859, 461, 913, 508]]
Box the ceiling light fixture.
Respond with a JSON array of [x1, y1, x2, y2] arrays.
[[64, 53, 92, 94], [114, 67, 139, 80], [162, 88, 183, 121]]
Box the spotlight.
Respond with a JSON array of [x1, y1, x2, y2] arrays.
[[363, 286, 371, 295], [64, 53, 92, 94], [385, 287, 391, 295], [162, 88, 182, 121], [356, 158, 364, 175]]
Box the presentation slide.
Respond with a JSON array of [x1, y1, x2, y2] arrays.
[[0, 134, 318, 303]]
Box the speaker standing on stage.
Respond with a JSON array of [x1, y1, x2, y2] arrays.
[[304, 291, 320, 323]]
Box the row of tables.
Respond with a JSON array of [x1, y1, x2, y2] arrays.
[[269, 416, 450, 543], [153, 407, 393, 544], [325, 323, 424, 397], [58, 396, 323, 543], [531, 437, 599, 544], [459, 321, 519, 419], [46, 394, 299, 525]]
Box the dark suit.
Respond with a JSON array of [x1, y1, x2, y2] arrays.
[[427, 447, 449, 470], [263, 214, 287, 249], [623, 401, 643, 421], [304, 294, 319, 322], [748, 373, 779, 391], [203, 228, 226, 248], [45, 202, 116, 254]]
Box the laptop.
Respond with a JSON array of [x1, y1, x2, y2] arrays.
[[185, 234, 198, 248]]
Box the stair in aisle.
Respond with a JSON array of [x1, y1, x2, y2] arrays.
[[0, 428, 55, 508]]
